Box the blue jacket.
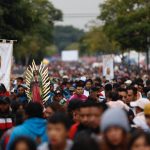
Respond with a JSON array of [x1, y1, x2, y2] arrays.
[[7, 118, 47, 150], [17, 93, 28, 103]]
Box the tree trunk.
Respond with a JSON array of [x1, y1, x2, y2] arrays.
[[138, 52, 140, 69], [146, 49, 149, 71], [25, 56, 30, 66]]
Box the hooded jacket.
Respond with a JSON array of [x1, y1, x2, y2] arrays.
[[7, 117, 47, 150]]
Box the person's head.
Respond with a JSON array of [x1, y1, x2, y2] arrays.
[[33, 70, 39, 76], [78, 101, 91, 127], [127, 86, 138, 104], [71, 132, 99, 150], [107, 91, 119, 102], [104, 83, 113, 92], [137, 83, 144, 94], [101, 108, 129, 147], [0, 97, 10, 113], [85, 79, 93, 90], [130, 98, 150, 115], [11, 101, 25, 112], [17, 85, 26, 96], [66, 81, 71, 89], [104, 83, 113, 98], [0, 83, 7, 94], [16, 77, 24, 86], [25, 102, 43, 119], [89, 87, 99, 100], [50, 84, 54, 91], [44, 104, 56, 119], [147, 91, 150, 100], [67, 99, 82, 123], [146, 80, 150, 87], [118, 88, 127, 103], [47, 113, 70, 147], [88, 101, 108, 129], [112, 83, 120, 91], [94, 77, 102, 86], [144, 104, 150, 127], [128, 131, 150, 150], [10, 136, 36, 150], [75, 85, 84, 95], [53, 90, 63, 102]]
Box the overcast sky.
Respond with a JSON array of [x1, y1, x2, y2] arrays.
[[50, 0, 104, 29]]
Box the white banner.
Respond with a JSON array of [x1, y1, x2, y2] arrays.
[[0, 43, 13, 91], [61, 50, 79, 61], [103, 55, 114, 80]]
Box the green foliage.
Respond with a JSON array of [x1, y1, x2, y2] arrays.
[[65, 42, 79, 50], [99, 0, 150, 51], [79, 26, 120, 55], [0, 0, 62, 64], [53, 25, 84, 52]]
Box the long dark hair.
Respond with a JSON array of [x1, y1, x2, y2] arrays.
[[128, 131, 150, 150], [100, 129, 128, 150]]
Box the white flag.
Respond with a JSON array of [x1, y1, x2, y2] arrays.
[[0, 43, 13, 91]]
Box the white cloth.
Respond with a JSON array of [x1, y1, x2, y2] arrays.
[[133, 112, 149, 130], [0, 43, 13, 91], [107, 100, 130, 111], [38, 140, 73, 150]]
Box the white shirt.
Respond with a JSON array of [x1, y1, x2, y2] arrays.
[[133, 112, 149, 130], [107, 100, 130, 111], [84, 90, 90, 97]]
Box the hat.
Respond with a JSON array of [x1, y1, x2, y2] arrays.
[[144, 104, 150, 115], [125, 80, 132, 85], [54, 90, 63, 95], [80, 76, 86, 82], [101, 108, 129, 132], [63, 75, 69, 79], [0, 97, 10, 104], [130, 98, 150, 109], [18, 84, 28, 89], [69, 87, 75, 92]]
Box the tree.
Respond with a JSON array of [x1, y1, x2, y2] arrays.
[[0, 0, 62, 64], [65, 42, 79, 50], [79, 26, 120, 55], [53, 25, 84, 52], [99, 0, 150, 51]]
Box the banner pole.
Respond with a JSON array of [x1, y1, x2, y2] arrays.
[[0, 39, 17, 43]]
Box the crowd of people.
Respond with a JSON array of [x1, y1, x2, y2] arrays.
[[0, 61, 150, 150]]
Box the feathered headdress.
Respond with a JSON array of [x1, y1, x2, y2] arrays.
[[25, 60, 50, 104]]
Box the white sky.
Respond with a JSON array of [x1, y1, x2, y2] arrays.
[[50, 0, 104, 29]]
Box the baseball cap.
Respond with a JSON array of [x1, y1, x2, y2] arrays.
[[54, 89, 63, 95], [125, 80, 132, 85], [130, 98, 150, 109], [63, 75, 69, 79], [80, 76, 86, 82]]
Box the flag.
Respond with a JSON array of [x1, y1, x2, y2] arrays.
[[0, 42, 13, 91]]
